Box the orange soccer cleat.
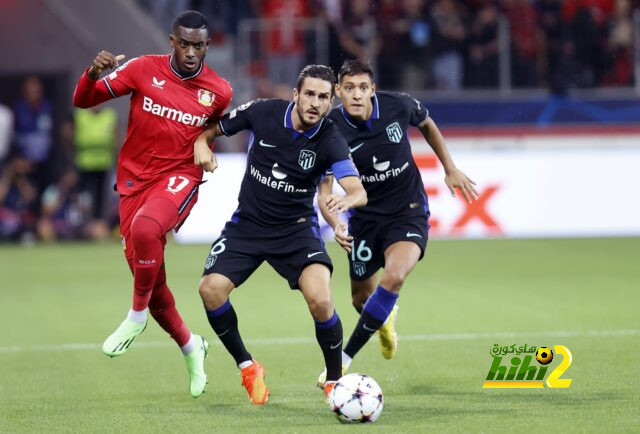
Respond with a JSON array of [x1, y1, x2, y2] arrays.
[[241, 361, 269, 405]]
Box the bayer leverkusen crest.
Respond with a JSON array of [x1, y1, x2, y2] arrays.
[[197, 89, 214, 107]]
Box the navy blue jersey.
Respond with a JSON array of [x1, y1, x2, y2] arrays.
[[220, 99, 357, 227], [328, 91, 429, 219]]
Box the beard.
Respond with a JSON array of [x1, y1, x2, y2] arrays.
[[296, 105, 324, 129]]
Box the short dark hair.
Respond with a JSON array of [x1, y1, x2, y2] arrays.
[[172, 10, 209, 35], [296, 65, 336, 96], [338, 60, 374, 83]]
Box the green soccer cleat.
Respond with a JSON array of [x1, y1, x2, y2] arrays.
[[379, 304, 399, 359], [185, 334, 210, 398], [102, 318, 147, 357], [316, 364, 348, 389]]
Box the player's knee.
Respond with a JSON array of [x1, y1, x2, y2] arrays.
[[308, 296, 333, 320], [380, 268, 408, 292], [198, 274, 230, 306], [130, 214, 162, 248], [198, 277, 216, 300]]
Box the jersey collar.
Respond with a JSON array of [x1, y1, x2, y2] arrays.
[[168, 55, 203, 80], [284, 101, 325, 139], [340, 93, 379, 129]]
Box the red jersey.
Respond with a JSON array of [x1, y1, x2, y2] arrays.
[[73, 54, 232, 196]]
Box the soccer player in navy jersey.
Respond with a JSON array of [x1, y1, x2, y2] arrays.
[[192, 65, 367, 404], [73, 11, 232, 397], [316, 60, 478, 386]]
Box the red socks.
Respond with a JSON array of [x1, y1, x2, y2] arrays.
[[148, 265, 191, 347], [129, 196, 189, 346], [130, 213, 164, 310]]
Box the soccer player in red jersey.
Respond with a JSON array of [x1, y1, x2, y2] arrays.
[[72, 11, 232, 398]]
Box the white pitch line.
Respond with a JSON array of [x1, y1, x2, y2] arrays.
[[0, 329, 637, 354]]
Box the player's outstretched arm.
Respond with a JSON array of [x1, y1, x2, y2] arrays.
[[330, 176, 367, 213], [73, 51, 125, 108], [318, 175, 353, 253], [418, 117, 478, 203], [193, 122, 223, 173]]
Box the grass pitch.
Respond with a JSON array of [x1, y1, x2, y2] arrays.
[[0, 238, 638, 433]]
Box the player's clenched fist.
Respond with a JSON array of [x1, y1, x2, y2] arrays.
[[193, 140, 218, 173], [88, 51, 126, 80]]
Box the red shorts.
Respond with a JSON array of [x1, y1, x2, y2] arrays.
[[119, 173, 201, 262]]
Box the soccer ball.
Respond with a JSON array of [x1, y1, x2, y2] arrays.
[[536, 347, 554, 365], [328, 373, 384, 423]]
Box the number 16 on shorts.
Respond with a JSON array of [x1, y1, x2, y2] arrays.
[[205, 237, 226, 270], [351, 240, 372, 277]]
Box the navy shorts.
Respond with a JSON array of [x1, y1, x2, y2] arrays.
[[202, 219, 332, 289], [347, 212, 429, 281]]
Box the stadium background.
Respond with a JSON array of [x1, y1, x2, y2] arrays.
[[0, 1, 638, 432]]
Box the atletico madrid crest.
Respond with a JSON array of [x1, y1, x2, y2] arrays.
[[298, 150, 316, 170], [197, 89, 214, 106], [353, 262, 366, 277]]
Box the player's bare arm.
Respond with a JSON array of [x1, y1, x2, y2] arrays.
[[318, 174, 353, 253], [328, 175, 367, 214], [193, 122, 223, 172], [418, 117, 478, 203], [87, 51, 125, 80]]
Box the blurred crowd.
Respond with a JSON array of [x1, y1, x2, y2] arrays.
[[1, 0, 638, 244], [141, 0, 638, 93], [0, 76, 119, 244]]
